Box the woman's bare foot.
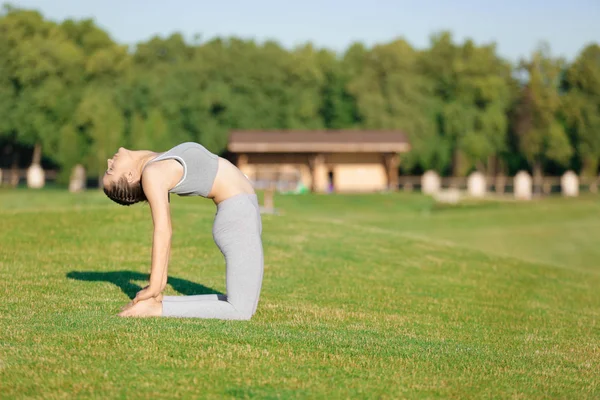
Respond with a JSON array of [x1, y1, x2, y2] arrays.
[[120, 293, 164, 312], [118, 297, 162, 318]]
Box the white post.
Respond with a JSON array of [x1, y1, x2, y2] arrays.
[[27, 164, 45, 189], [69, 164, 86, 193], [561, 170, 579, 197], [467, 171, 486, 198], [514, 171, 532, 200], [421, 170, 441, 195]]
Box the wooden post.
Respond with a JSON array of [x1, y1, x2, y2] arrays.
[[237, 154, 248, 168], [590, 177, 598, 194], [495, 175, 506, 195], [542, 181, 552, 195], [264, 186, 275, 211], [10, 157, 19, 187], [495, 159, 507, 195], [308, 153, 326, 193], [383, 153, 400, 191]]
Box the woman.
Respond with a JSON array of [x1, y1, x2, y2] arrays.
[[102, 142, 263, 320]]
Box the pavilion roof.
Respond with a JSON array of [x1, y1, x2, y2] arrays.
[[227, 130, 410, 153]]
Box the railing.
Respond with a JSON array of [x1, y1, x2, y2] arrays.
[[2, 168, 599, 196], [0, 168, 58, 185], [398, 175, 599, 195]]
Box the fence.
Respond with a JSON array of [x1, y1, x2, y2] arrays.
[[398, 176, 600, 194], [0, 168, 58, 186], [399, 170, 599, 201], [1, 167, 599, 199]]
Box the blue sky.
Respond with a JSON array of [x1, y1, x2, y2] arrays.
[[8, 0, 600, 62]]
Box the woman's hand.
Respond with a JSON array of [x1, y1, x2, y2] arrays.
[[133, 285, 161, 304]]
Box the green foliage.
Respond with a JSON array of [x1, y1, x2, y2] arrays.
[[343, 39, 440, 173], [1, 7, 599, 179], [561, 44, 600, 176], [55, 124, 86, 184], [318, 48, 359, 129], [73, 87, 124, 177], [346, 39, 434, 131], [129, 108, 174, 151], [0, 6, 85, 165], [513, 44, 573, 177], [421, 32, 514, 175]]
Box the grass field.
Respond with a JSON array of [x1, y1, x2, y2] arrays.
[[1, 188, 599, 399]]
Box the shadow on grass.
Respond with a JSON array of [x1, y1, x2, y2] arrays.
[[66, 270, 223, 299]]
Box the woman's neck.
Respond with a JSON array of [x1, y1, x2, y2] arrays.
[[135, 151, 159, 178]]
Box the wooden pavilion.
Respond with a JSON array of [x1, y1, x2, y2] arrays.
[[227, 130, 410, 193]]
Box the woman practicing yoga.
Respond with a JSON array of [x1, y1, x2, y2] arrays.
[[102, 142, 263, 320]]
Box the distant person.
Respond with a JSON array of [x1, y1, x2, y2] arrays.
[[101, 142, 264, 320]]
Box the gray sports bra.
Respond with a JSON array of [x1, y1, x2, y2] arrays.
[[145, 142, 219, 197]]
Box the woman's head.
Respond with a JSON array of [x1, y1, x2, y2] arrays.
[[102, 147, 147, 206]]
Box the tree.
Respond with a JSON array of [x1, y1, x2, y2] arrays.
[[561, 44, 600, 176], [128, 112, 146, 149], [73, 88, 125, 185], [0, 7, 16, 175], [130, 108, 173, 151], [134, 33, 193, 66], [343, 39, 439, 172], [420, 32, 514, 176], [317, 48, 359, 129], [1, 5, 599, 185], [55, 123, 87, 184], [513, 43, 573, 189], [0, 7, 85, 185]]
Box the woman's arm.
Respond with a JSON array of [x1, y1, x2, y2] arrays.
[[132, 165, 173, 303]]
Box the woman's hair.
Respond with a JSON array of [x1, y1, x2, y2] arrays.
[[103, 176, 147, 206]]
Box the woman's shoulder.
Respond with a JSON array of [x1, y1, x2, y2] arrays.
[[142, 158, 185, 191], [172, 142, 202, 150]]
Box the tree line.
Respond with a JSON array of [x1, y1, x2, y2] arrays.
[[0, 5, 599, 186]]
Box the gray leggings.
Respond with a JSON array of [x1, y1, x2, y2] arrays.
[[162, 193, 264, 320]]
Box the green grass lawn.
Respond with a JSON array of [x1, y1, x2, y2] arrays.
[[1, 188, 598, 399]]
